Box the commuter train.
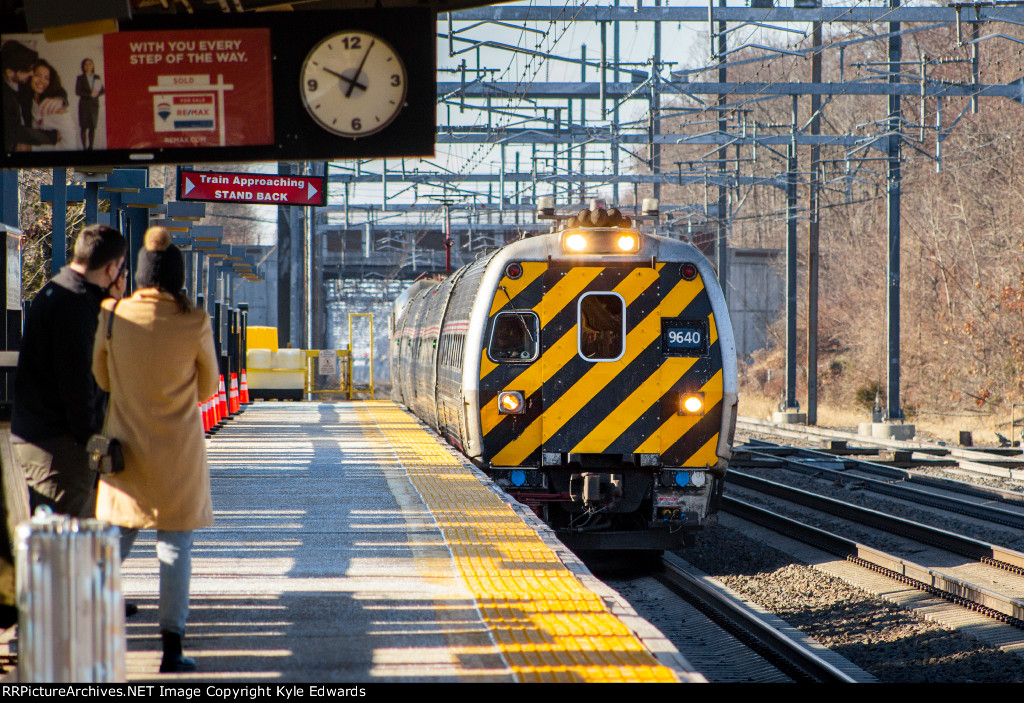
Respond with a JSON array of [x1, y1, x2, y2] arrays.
[[390, 202, 737, 550]]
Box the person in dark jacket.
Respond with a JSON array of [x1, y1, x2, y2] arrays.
[[12, 223, 127, 518], [75, 58, 103, 150]]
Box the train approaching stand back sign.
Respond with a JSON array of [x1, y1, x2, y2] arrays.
[[391, 202, 738, 551]]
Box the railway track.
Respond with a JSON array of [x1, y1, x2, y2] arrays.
[[736, 416, 1024, 482], [710, 419, 1024, 677], [604, 555, 870, 682], [723, 458, 1024, 628], [597, 418, 1024, 682], [734, 442, 1024, 529]]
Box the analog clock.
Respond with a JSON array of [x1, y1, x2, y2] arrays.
[[299, 31, 408, 138]]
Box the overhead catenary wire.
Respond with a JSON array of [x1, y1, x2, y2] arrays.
[[329, 1, 1024, 249]]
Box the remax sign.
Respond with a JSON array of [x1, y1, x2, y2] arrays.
[[177, 169, 326, 206]]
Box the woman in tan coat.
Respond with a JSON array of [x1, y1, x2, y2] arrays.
[[92, 226, 219, 673]]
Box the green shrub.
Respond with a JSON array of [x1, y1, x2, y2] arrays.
[[855, 382, 885, 411]]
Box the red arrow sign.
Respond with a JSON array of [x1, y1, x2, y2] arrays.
[[177, 170, 326, 206]]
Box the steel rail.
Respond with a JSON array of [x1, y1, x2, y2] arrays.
[[736, 417, 1024, 478], [657, 553, 859, 683], [737, 416, 1022, 460], [723, 497, 1024, 627], [738, 438, 1024, 507], [731, 446, 1024, 529], [726, 471, 1024, 575]]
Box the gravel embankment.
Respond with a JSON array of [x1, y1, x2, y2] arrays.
[[675, 522, 1024, 683]]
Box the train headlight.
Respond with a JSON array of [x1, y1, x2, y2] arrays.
[[565, 233, 588, 252], [498, 391, 526, 414], [616, 234, 638, 252], [680, 393, 705, 415], [561, 227, 642, 255]]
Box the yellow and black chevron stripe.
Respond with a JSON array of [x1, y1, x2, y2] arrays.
[[479, 261, 724, 468]]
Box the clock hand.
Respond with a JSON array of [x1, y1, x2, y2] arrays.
[[322, 66, 368, 93], [345, 40, 376, 98]]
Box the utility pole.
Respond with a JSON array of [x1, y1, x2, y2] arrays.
[[715, 0, 728, 295], [887, 0, 904, 424], [807, 19, 822, 426], [785, 96, 799, 412]]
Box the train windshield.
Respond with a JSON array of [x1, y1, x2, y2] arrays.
[[578, 293, 625, 361], [489, 312, 540, 361]]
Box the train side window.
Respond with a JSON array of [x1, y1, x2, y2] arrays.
[[488, 312, 539, 362], [578, 292, 625, 362], [455, 334, 465, 367]]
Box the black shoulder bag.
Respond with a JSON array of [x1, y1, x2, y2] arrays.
[[87, 301, 125, 475]]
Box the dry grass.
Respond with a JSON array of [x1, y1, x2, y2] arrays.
[[737, 391, 1015, 447]]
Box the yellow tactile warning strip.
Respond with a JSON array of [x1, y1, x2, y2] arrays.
[[360, 400, 681, 683]]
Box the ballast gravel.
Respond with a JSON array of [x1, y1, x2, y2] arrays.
[[675, 523, 1024, 683]]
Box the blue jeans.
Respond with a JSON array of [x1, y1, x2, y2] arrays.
[[120, 529, 194, 636]]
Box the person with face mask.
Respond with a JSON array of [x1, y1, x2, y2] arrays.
[[12, 223, 128, 518]]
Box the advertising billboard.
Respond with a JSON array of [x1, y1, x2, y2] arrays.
[[0, 10, 434, 167], [2, 28, 272, 154]]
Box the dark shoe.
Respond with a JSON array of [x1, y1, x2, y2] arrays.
[[159, 630, 198, 674], [159, 654, 197, 673], [125, 602, 138, 618]]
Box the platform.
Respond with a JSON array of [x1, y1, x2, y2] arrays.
[[112, 401, 698, 683]]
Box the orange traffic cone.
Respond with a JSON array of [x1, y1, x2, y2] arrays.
[[229, 373, 239, 414], [240, 369, 250, 404], [218, 376, 229, 421]]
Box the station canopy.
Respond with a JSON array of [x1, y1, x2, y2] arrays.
[[5, 0, 509, 32]]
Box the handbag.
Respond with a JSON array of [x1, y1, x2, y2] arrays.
[[87, 433, 123, 475], [88, 300, 125, 475]]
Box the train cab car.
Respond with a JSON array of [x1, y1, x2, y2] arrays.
[[391, 202, 738, 551]]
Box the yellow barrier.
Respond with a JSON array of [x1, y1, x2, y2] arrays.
[[246, 315, 374, 401], [346, 313, 375, 400], [246, 326, 279, 352], [304, 349, 353, 398]]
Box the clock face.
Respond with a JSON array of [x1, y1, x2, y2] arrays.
[[300, 31, 408, 138]]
